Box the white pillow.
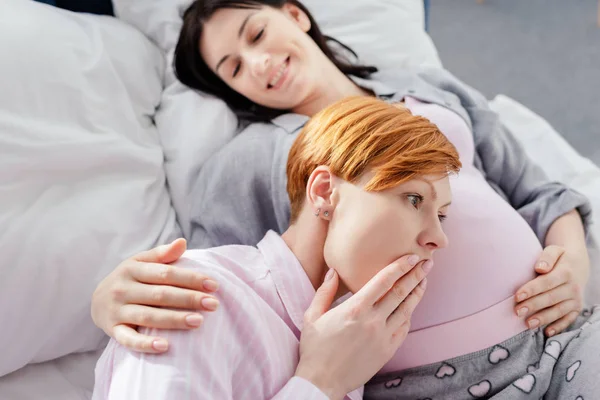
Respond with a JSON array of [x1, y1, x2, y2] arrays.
[[112, 0, 441, 68], [490, 95, 600, 306], [111, 0, 442, 237], [0, 0, 179, 377]]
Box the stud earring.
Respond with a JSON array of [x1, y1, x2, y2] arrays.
[[314, 208, 321, 217], [324, 211, 330, 217]]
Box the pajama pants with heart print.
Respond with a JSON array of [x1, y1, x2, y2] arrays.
[[364, 305, 600, 400]]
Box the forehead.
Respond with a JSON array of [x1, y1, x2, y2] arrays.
[[200, 7, 264, 67], [354, 172, 452, 199], [399, 175, 452, 201]]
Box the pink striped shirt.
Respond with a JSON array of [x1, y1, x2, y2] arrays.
[[92, 231, 363, 400]]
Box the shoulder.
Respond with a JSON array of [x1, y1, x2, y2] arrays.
[[199, 120, 299, 179], [177, 245, 269, 287]]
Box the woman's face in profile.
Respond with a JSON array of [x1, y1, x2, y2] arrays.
[[324, 174, 453, 294], [200, 5, 324, 111]]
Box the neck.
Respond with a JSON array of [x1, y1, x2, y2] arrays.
[[291, 62, 372, 117], [281, 221, 349, 300]]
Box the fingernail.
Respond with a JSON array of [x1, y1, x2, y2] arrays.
[[202, 297, 219, 311], [517, 307, 529, 317], [325, 268, 335, 281], [203, 279, 219, 292], [420, 277, 428, 289], [547, 329, 556, 337], [537, 261, 548, 271], [517, 293, 527, 302], [185, 314, 203, 327], [422, 260, 434, 275], [408, 255, 420, 266], [529, 319, 540, 329], [152, 340, 169, 352]]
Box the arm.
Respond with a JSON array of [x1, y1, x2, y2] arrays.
[[545, 210, 588, 254]]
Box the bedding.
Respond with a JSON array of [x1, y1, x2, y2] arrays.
[[0, 350, 103, 400], [0, 0, 178, 378]]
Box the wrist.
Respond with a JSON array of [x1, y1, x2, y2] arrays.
[[294, 367, 344, 400]]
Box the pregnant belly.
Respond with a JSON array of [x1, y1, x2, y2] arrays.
[[411, 172, 542, 330], [380, 172, 543, 372]]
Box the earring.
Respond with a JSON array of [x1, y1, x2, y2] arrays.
[[323, 211, 330, 217], [314, 208, 321, 217]]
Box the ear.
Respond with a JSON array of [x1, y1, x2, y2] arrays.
[[306, 166, 336, 220], [281, 3, 311, 33]]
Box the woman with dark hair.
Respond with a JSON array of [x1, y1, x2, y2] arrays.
[[91, 1, 599, 399]]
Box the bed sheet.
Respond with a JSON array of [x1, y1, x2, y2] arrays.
[[0, 348, 103, 400]]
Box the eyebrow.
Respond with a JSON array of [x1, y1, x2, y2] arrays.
[[239, 13, 255, 38], [215, 13, 256, 73]]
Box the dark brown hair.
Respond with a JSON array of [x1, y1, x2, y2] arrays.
[[174, 0, 378, 123]]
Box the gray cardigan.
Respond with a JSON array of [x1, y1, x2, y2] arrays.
[[184, 66, 592, 249]]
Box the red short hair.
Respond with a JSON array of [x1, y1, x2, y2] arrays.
[[287, 96, 462, 223]]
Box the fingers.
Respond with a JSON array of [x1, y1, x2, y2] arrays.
[[545, 311, 580, 337], [133, 238, 187, 264], [387, 277, 428, 333], [128, 262, 219, 293], [304, 269, 339, 325], [515, 264, 572, 303], [515, 283, 573, 319], [118, 304, 205, 330], [113, 324, 170, 354], [353, 255, 421, 306], [376, 260, 432, 317], [524, 299, 578, 330], [123, 282, 220, 311], [534, 245, 565, 274]]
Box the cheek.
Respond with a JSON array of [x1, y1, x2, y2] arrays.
[[324, 202, 415, 293]]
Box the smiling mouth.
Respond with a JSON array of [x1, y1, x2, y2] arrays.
[[267, 56, 290, 89]]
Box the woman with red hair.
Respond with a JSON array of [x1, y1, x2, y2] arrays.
[[93, 96, 461, 399]]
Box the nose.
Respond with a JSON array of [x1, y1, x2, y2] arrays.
[[418, 218, 449, 252], [247, 50, 271, 78]]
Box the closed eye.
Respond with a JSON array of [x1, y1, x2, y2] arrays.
[[438, 214, 448, 223], [253, 28, 264, 43], [232, 62, 241, 78]]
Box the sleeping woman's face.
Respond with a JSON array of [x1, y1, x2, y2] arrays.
[[199, 5, 326, 111], [324, 173, 452, 294]]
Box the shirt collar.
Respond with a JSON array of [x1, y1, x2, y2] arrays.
[[349, 74, 398, 99], [256, 231, 315, 332]]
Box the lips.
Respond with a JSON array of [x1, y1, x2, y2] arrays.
[[267, 56, 290, 90]]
